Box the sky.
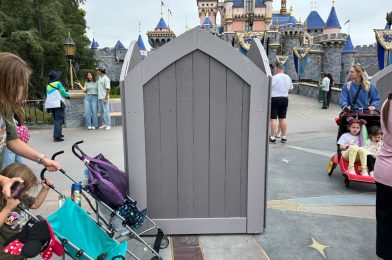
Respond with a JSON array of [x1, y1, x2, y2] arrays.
[[82, 0, 390, 50]]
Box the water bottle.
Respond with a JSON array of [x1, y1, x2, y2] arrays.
[[71, 182, 82, 206], [83, 168, 89, 186]]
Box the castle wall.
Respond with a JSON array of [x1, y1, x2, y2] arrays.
[[341, 53, 354, 83], [322, 45, 343, 83], [354, 44, 379, 74], [253, 21, 265, 31], [95, 48, 123, 82], [232, 21, 244, 31], [281, 37, 300, 80], [302, 52, 323, 81]]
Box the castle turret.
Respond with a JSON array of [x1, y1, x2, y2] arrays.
[[147, 18, 176, 50], [137, 34, 148, 60], [279, 23, 305, 80], [323, 4, 341, 34], [197, 0, 218, 25], [224, 0, 234, 32], [304, 10, 325, 36], [314, 33, 346, 83], [341, 34, 356, 81], [264, 0, 273, 29]]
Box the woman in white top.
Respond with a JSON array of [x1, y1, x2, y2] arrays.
[[76, 72, 98, 129]]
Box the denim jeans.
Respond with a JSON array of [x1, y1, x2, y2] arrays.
[[3, 148, 24, 169], [51, 107, 65, 139], [84, 95, 98, 128], [99, 99, 111, 126]]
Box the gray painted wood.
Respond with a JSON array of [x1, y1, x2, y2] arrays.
[[372, 65, 392, 103], [241, 83, 250, 217], [176, 53, 194, 218], [143, 76, 162, 217], [225, 70, 246, 217], [192, 50, 210, 218], [123, 27, 269, 234], [158, 65, 178, 218], [209, 57, 227, 218]]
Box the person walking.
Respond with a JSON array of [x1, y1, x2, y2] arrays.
[[75, 72, 98, 130], [44, 71, 70, 142], [269, 62, 293, 144], [320, 72, 330, 109], [375, 93, 392, 260], [96, 68, 111, 130]]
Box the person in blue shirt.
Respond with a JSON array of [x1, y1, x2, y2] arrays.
[[339, 64, 380, 111]]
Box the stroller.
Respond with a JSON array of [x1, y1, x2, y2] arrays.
[[327, 109, 380, 187], [71, 141, 169, 260], [4, 161, 128, 260]]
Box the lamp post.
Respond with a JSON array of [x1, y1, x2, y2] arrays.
[[64, 33, 76, 89]]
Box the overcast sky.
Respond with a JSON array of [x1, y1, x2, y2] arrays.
[[82, 0, 389, 50]]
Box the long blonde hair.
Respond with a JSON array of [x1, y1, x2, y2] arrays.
[[352, 64, 370, 92], [0, 163, 38, 200], [0, 52, 31, 122]]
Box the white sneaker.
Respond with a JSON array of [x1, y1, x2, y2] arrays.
[[361, 169, 369, 176], [99, 125, 106, 129], [369, 171, 375, 177], [347, 166, 356, 175], [87, 126, 92, 130], [105, 126, 111, 130], [91, 127, 96, 130]]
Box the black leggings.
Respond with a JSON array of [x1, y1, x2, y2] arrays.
[[367, 155, 376, 172]]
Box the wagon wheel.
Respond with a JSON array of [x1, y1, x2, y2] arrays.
[[160, 236, 169, 249], [327, 157, 336, 176], [344, 176, 350, 188]]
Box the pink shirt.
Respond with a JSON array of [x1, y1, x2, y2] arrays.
[[375, 101, 392, 186]]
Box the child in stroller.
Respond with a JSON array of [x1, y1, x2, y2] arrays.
[[0, 163, 54, 258], [337, 116, 369, 176]]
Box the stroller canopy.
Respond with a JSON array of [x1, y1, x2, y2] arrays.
[[47, 198, 127, 259]]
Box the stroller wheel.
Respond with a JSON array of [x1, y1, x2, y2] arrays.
[[344, 178, 350, 188], [160, 236, 169, 249], [327, 157, 336, 176]]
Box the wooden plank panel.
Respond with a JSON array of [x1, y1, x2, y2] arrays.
[[143, 76, 162, 217], [224, 70, 244, 217], [240, 83, 250, 217], [176, 53, 194, 218], [193, 50, 210, 218], [209, 57, 226, 217], [159, 64, 178, 218]]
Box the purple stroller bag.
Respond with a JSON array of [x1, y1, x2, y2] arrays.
[[86, 154, 128, 208], [72, 142, 128, 208]]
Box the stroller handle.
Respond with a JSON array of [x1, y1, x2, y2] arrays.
[[72, 141, 86, 161], [40, 151, 65, 180]]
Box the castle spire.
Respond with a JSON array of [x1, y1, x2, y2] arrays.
[[280, 0, 287, 15], [290, 5, 293, 16]]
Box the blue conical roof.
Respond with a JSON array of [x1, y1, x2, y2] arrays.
[[137, 35, 146, 51], [114, 40, 125, 49], [305, 11, 325, 30], [325, 6, 341, 29], [255, 0, 264, 7], [202, 17, 213, 27], [342, 35, 356, 53], [91, 38, 99, 49], [155, 18, 169, 30], [233, 0, 244, 7], [288, 16, 297, 24]]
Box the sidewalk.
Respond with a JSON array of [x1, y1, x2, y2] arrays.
[[26, 94, 376, 259]]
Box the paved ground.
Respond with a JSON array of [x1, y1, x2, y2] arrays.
[[25, 94, 377, 259]]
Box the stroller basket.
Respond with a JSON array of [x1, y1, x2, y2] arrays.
[[47, 198, 127, 259]]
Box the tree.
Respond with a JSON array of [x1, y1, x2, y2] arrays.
[[0, 0, 94, 98]]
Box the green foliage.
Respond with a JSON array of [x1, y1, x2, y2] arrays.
[[110, 81, 121, 98], [0, 0, 94, 98]]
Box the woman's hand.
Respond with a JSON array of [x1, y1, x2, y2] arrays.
[[368, 106, 376, 111], [41, 157, 61, 172], [1, 177, 24, 199], [42, 179, 53, 189], [5, 197, 20, 210]]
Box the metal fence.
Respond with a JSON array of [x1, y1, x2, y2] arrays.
[[24, 99, 53, 126]]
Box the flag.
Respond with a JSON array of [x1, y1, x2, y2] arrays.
[[168, 9, 172, 15], [344, 20, 350, 25], [161, 1, 165, 6]]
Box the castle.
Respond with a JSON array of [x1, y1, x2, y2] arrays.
[[93, 0, 382, 83]]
